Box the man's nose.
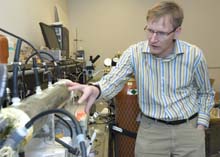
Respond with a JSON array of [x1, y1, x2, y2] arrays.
[[150, 32, 158, 42]]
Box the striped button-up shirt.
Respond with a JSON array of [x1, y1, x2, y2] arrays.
[[96, 39, 215, 127]]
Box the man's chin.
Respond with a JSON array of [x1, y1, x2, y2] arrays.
[[150, 49, 161, 55], [150, 46, 161, 52]]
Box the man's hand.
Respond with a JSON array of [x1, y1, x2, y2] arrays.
[[197, 124, 205, 130], [66, 82, 100, 114]]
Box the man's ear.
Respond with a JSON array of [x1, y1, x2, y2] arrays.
[[174, 26, 182, 39]]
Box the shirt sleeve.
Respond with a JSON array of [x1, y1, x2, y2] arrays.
[[96, 46, 134, 100], [193, 50, 215, 127]]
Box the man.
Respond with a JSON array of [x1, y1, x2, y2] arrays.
[[67, 1, 215, 157]]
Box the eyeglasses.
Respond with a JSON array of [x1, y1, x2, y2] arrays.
[[144, 25, 177, 39]]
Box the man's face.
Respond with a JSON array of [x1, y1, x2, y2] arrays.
[[146, 15, 180, 57]]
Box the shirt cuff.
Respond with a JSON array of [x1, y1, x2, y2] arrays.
[[197, 113, 210, 128]]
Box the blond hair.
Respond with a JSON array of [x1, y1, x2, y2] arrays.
[[146, 1, 184, 28]]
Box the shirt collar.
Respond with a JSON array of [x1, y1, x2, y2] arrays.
[[143, 39, 184, 55]]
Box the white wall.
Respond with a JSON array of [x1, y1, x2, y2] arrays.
[[68, 0, 220, 91], [0, 0, 70, 49]]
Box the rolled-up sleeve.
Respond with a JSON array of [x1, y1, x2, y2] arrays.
[[96, 47, 134, 100], [193, 51, 215, 127]]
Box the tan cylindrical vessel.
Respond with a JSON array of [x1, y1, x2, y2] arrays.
[[115, 78, 140, 157], [0, 35, 9, 64]]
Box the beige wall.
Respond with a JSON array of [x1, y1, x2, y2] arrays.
[[0, 0, 219, 91], [0, 0, 70, 49], [68, 0, 220, 91]]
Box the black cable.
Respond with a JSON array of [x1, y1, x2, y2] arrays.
[[0, 65, 7, 108], [25, 109, 87, 157], [55, 137, 80, 155], [0, 28, 47, 101], [0, 28, 61, 95], [12, 39, 22, 98], [55, 114, 73, 139], [32, 58, 41, 87], [21, 50, 61, 96], [0, 28, 44, 62], [24, 50, 61, 82], [25, 50, 55, 64], [37, 50, 61, 80]]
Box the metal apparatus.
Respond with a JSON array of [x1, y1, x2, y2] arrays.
[[0, 27, 88, 155], [0, 27, 105, 157], [0, 79, 88, 157]]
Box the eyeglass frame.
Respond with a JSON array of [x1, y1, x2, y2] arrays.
[[144, 25, 179, 39]]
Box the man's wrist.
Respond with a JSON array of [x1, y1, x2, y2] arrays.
[[88, 83, 101, 99], [197, 124, 206, 130]]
